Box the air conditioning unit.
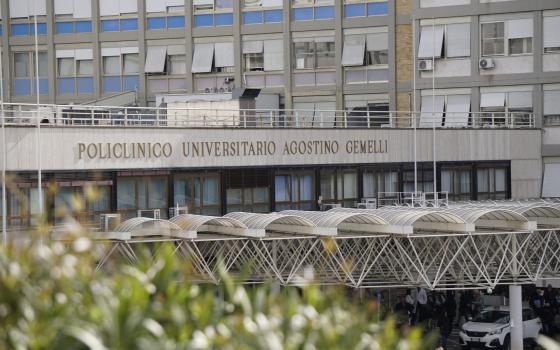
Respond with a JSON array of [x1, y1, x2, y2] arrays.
[[204, 88, 211, 93], [418, 60, 433, 71], [224, 76, 234, 84], [137, 209, 161, 219], [100, 214, 122, 232], [479, 58, 495, 69], [169, 206, 189, 218]]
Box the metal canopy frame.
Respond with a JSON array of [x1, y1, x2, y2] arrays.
[[90, 203, 560, 290]]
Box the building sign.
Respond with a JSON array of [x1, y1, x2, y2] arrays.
[[77, 139, 389, 160]]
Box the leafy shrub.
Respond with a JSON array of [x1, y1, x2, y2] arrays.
[[0, 238, 434, 350]]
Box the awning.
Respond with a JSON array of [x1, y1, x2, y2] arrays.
[[75, 49, 93, 60], [420, 95, 445, 128], [508, 91, 532, 109], [263, 40, 283, 71], [446, 23, 470, 58], [242, 41, 264, 54], [508, 18, 533, 39], [214, 42, 234, 68], [191, 43, 214, 73], [480, 92, 505, 108], [418, 25, 444, 59], [99, 0, 120, 16], [544, 16, 560, 49], [262, 0, 282, 6], [445, 94, 470, 127], [542, 163, 560, 197], [342, 36, 366, 67], [193, 0, 214, 5], [55, 0, 74, 15], [366, 33, 388, 51], [145, 46, 168, 73], [544, 90, 560, 115], [146, 0, 166, 12]]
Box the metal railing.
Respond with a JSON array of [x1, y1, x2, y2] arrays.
[[0, 102, 537, 129], [377, 191, 449, 208]]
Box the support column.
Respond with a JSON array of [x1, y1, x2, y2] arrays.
[[509, 285, 523, 350]]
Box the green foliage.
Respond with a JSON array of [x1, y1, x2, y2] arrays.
[[0, 239, 435, 350]]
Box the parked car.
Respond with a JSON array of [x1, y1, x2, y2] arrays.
[[459, 306, 542, 349]]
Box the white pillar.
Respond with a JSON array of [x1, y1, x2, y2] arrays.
[[509, 285, 523, 350]]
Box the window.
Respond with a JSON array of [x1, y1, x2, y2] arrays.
[[102, 49, 140, 94], [293, 39, 335, 69], [544, 89, 560, 127], [193, 0, 234, 27], [245, 53, 264, 71], [320, 169, 358, 207], [477, 167, 508, 200], [292, 0, 335, 21], [225, 169, 270, 213], [117, 177, 169, 219], [242, 0, 283, 24], [100, 18, 138, 32], [53, 184, 110, 224], [544, 15, 560, 53], [420, 94, 471, 128], [479, 90, 532, 127], [481, 22, 505, 56], [344, 0, 388, 18], [342, 31, 389, 84], [275, 171, 315, 211], [169, 55, 187, 75], [362, 169, 398, 198], [13, 52, 48, 96], [146, 2, 186, 30], [481, 19, 533, 57], [56, 21, 93, 34], [2, 185, 46, 228], [346, 102, 390, 127], [403, 168, 434, 193], [103, 56, 121, 75], [10, 23, 47, 36], [418, 23, 470, 60], [56, 49, 94, 95], [58, 58, 74, 77], [174, 173, 221, 216], [441, 167, 471, 201]]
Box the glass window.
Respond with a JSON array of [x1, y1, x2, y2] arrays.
[[216, 0, 234, 9], [117, 178, 136, 209], [148, 178, 167, 209], [14, 53, 29, 78], [169, 55, 186, 75], [294, 41, 315, 69], [509, 37, 532, 55], [167, 16, 185, 28], [244, 53, 264, 71], [58, 58, 74, 77], [368, 50, 389, 65], [147, 17, 166, 30], [103, 56, 120, 75], [316, 41, 335, 68], [275, 176, 291, 202], [123, 54, 139, 74], [481, 22, 505, 56], [77, 60, 93, 76], [37, 52, 48, 78]]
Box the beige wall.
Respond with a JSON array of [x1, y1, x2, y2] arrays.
[[2, 127, 542, 198]]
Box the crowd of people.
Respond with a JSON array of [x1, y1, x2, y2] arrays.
[[393, 285, 560, 349]]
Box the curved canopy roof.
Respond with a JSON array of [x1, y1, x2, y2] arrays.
[[449, 204, 560, 228], [330, 207, 473, 233], [170, 214, 248, 238], [115, 217, 184, 238], [224, 212, 333, 236], [443, 207, 536, 230], [280, 210, 410, 234]]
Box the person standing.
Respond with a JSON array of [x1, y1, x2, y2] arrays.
[[417, 287, 428, 324], [405, 289, 417, 326]]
